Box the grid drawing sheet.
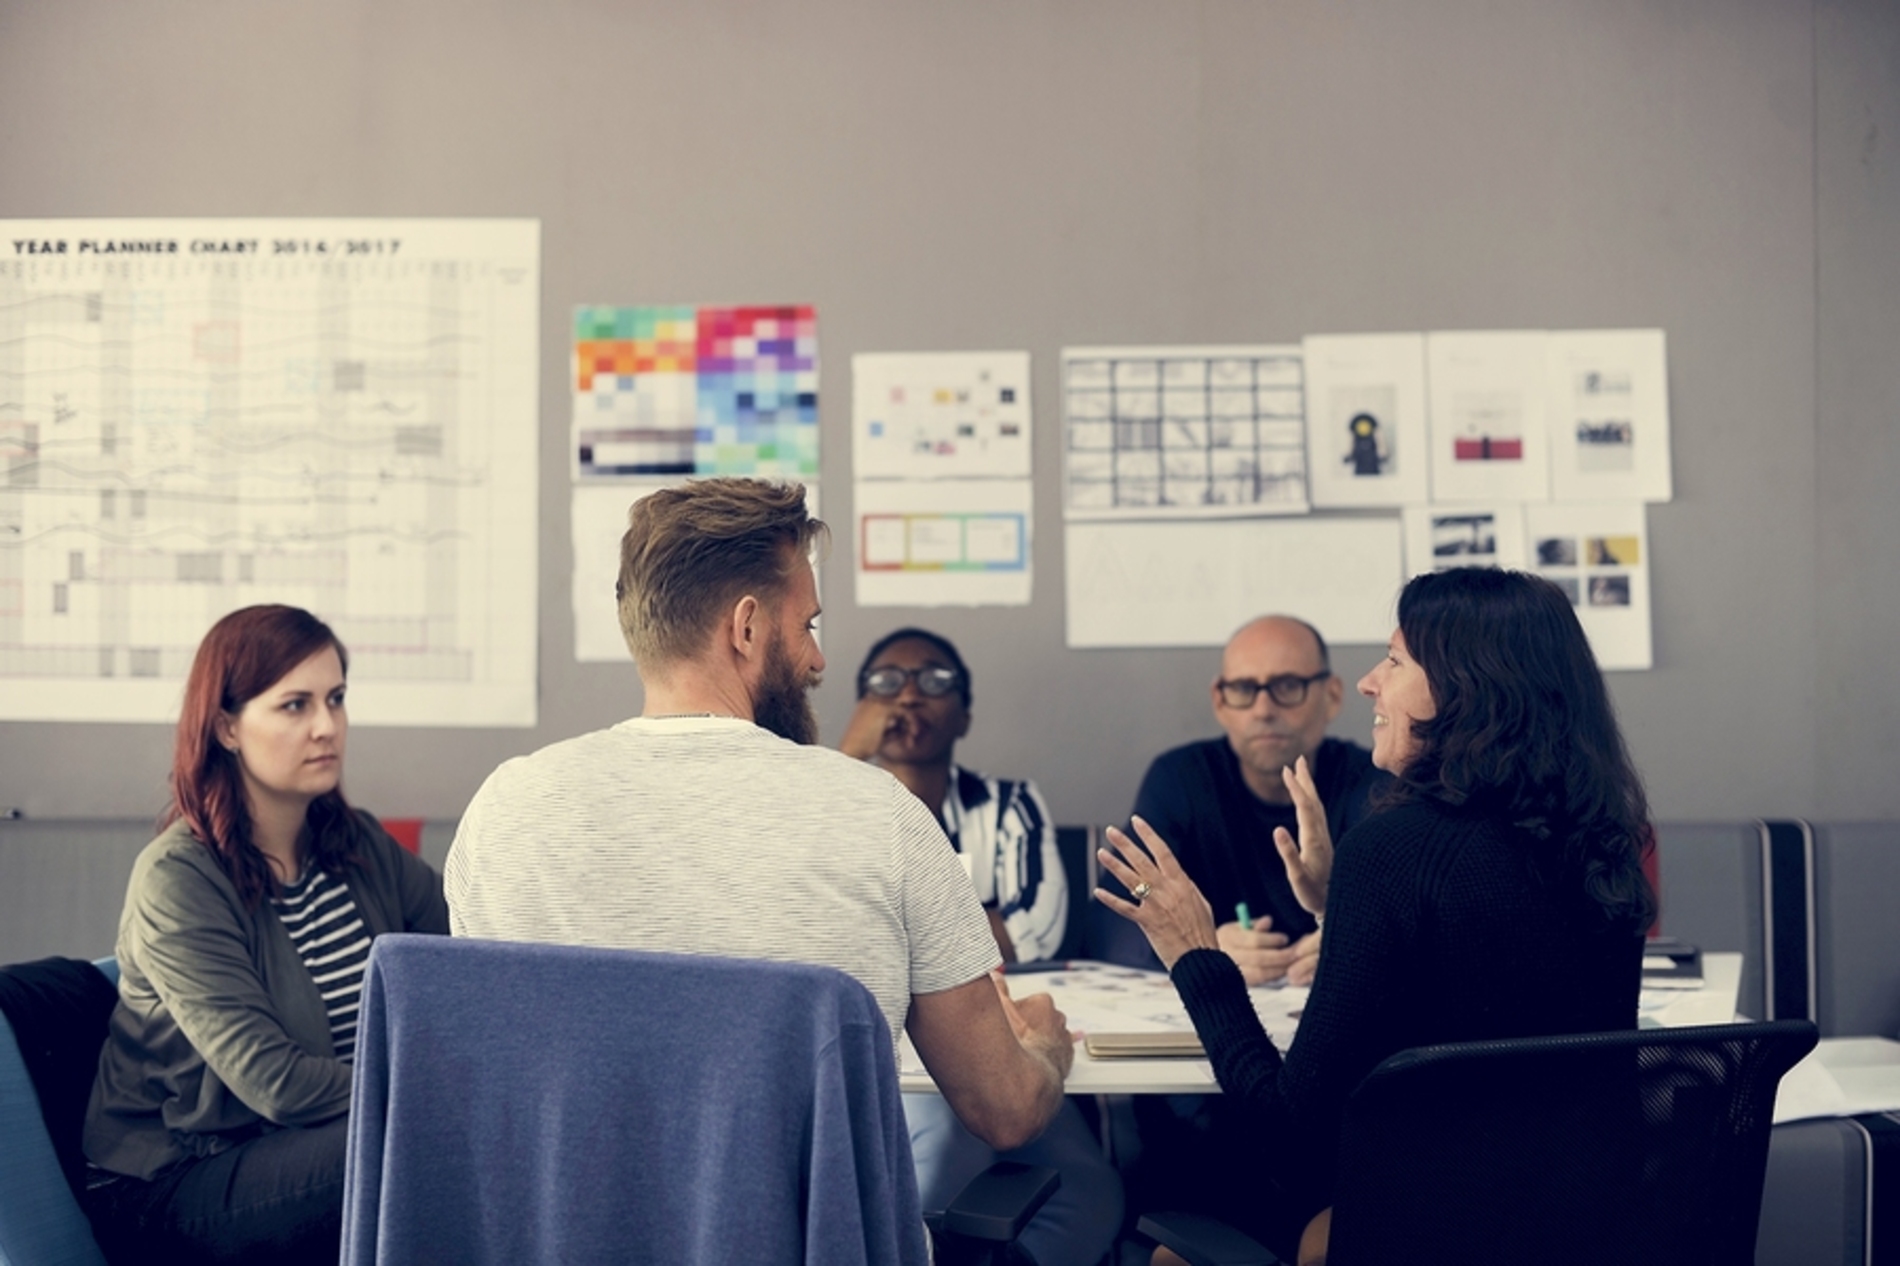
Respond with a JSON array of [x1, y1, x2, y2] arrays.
[[1063, 345, 1309, 518], [0, 218, 540, 725]]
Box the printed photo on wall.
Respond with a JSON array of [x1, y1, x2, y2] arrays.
[[1304, 333, 1429, 508], [1523, 501, 1652, 669], [1545, 329, 1672, 503], [1425, 331, 1550, 503]]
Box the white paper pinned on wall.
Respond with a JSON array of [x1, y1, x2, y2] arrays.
[[1062, 345, 1310, 519], [1522, 501, 1652, 670], [574, 481, 822, 662], [1401, 504, 1530, 577], [1545, 330, 1672, 503], [1302, 333, 1431, 508], [852, 351, 1031, 480], [855, 479, 1031, 608], [1064, 516, 1402, 648], [1425, 331, 1551, 503]]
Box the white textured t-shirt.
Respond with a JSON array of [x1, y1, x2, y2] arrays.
[[445, 715, 1001, 1042]]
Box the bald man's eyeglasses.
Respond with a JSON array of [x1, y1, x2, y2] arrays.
[[1216, 671, 1331, 709]]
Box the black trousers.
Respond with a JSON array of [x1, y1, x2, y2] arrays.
[[87, 1118, 347, 1266]]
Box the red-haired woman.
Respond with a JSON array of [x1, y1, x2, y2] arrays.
[[83, 605, 448, 1265]]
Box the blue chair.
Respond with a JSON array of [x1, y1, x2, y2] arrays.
[[0, 956, 118, 1266], [342, 936, 1052, 1266]]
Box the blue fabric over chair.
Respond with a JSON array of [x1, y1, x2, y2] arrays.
[[341, 934, 931, 1266], [0, 957, 118, 1266]]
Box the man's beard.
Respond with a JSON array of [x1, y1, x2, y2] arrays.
[[753, 633, 819, 745]]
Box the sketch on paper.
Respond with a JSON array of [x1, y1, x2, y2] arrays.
[[0, 218, 540, 725], [573, 304, 818, 479], [1063, 345, 1309, 519]]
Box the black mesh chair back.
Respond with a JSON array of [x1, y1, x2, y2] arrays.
[[1325, 1019, 1818, 1266]]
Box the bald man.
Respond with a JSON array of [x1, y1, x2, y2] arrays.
[[1096, 615, 1387, 986]]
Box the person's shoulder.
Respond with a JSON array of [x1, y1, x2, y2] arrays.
[[1144, 737, 1227, 781], [130, 821, 238, 914], [1317, 736, 1374, 778]]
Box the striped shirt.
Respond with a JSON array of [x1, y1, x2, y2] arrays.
[[445, 715, 1000, 1044], [941, 766, 1066, 962], [269, 867, 372, 1063]]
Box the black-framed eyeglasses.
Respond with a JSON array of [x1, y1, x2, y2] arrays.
[[1215, 671, 1331, 709], [861, 665, 962, 699]]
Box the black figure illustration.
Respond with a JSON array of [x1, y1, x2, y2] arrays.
[[1345, 412, 1386, 476]]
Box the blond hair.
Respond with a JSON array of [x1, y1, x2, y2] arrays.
[[616, 478, 827, 669]]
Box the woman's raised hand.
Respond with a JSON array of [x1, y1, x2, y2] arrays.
[[1272, 755, 1335, 919], [1093, 816, 1219, 971]]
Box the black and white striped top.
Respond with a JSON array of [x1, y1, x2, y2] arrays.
[[269, 867, 372, 1063]]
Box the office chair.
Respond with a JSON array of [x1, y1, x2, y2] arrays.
[[0, 956, 120, 1266], [1141, 1019, 1819, 1266], [342, 935, 1054, 1266]]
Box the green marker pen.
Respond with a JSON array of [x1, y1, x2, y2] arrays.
[[1235, 902, 1252, 930]]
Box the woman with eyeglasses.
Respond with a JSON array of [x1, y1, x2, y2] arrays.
[[84, 605, 449, 1265], [1098, 569, 1655, 1265], [842, 627, 1122, 1266]]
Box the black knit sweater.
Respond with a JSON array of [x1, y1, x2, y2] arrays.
[[1170, 794, 1643, 1220]]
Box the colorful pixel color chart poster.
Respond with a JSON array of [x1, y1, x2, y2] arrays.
[[572, 304, 818, 478]]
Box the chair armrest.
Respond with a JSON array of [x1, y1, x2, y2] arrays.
[[933, 1161, 1061, 1242], [1138, 1212, 1282, 1265]]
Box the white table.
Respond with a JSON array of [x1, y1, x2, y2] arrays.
[[899, 952, 1746, 1096]]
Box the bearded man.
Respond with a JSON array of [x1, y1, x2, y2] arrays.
[[446, 477, 1073, 1162]]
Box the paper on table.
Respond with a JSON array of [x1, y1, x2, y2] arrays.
[[1773, 1038, 1900, 1124]]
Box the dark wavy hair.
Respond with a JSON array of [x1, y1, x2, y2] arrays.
[[1390, 568, 1655, 931], [167, 604, 358, 907], [855, 627, 973, 708]]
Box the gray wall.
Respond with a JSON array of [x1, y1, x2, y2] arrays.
[[0, 0, 1895, 832]]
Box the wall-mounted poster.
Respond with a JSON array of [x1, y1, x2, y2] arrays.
[[1400, 503, 1530, 577], [572, 304, 818, 479], [853, 351, 1030, 481], [0, 217, 540, 725], [1545, 329, 1671, 503], [1426, 330, 1551, 503], [1522, 501, 1652, 669], [1302, 333, 1430, 508], [1063, 345, 1309, 519]]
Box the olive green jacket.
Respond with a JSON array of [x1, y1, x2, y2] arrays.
[[84, 811, 448, 1180]]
